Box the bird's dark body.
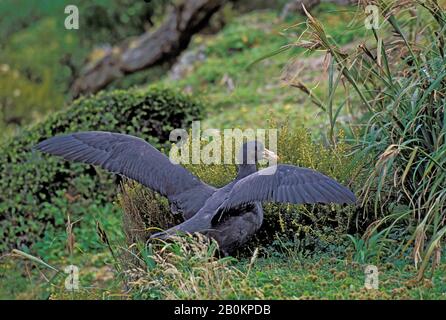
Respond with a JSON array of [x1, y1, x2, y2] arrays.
[[206, 203, 263, 256], [36, 131, 356, 256], [157, 180, 263, 255]]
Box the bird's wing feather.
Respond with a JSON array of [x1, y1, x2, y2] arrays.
[[219, 164, 356, 212], [36, 131, 215, 218], [151, 165, 356, 240]]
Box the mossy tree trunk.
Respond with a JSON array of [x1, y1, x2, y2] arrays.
[[71, 0, 227, 98]]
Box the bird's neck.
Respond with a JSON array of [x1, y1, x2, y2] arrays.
[[235, 164, 257, 180]]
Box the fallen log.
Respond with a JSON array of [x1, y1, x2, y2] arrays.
[[71, 0, 226, 97]]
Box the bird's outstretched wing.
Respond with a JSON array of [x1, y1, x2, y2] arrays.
[[36, 131, 215, 218], [219, 164, 356, 212], [150, 164, 356, 240]]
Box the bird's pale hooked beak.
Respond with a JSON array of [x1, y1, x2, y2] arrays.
[[263, 148, 279, 161]]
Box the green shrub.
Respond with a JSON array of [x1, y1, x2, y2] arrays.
[[0, 87, 203, 253]]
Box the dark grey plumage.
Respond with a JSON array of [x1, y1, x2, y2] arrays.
[[36, 132, 215, 219], [220, 164, 356, 209], [36, 131, 356, 255]]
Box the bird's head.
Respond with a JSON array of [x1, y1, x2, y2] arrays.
[[237, 140, 279, 165]]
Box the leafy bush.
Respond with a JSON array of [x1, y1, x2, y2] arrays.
[[0, 87, 204, 253]]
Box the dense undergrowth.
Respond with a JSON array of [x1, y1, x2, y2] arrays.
[[272, 0, 446, 280], [117, 235, 446, 300], [1, 1, 446, 300], [11, 234, 443, 300]]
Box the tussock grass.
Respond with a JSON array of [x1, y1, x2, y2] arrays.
[[121, 234, 245, 300], [262, 0, 446, 278], [117, 180, 181, 244]]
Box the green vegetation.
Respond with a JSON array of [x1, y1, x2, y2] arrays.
[[1, 1, 446, 300], [275, 1, 446, 280], [159, 4, 371, 130], [124, 236, 446, 300], [0, 0, 167, 137], [4, 235, 443, 300]]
